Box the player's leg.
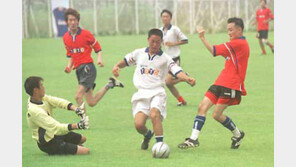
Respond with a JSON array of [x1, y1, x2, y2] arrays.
[[84, 77, 124, 107], [150, 107, 164, 142], [212, 104, 244, 149], [74, 85, 86, 107], [63, 131, 87, 146], [178, 96, 214, 149], [266, 40, 274, 53], [134, 112, 154, 150], [165, 74, 186, 106], [76, 145, 90, 155], [257, 31, 266, 55]]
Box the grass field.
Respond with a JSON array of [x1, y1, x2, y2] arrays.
[[22, 31, 274, 167]]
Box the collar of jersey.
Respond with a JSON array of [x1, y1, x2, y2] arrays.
[[162, 24, 172, 31], [69, 27, 82, 36], [145, 47, 163, 56], [30, 98, 43, 105], [239, 36, 246, 39]]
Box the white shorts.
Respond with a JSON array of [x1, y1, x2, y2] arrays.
[[131, 90, 167, 119]]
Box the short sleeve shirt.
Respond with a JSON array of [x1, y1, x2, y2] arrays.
[[213, 37, 250, 95], [256, 7, 274, 31], [63, 27, 102, 69]]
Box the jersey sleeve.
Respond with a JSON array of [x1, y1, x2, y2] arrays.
[[29, 108, 70, 136], [175, 27, 188, 41], [213, 43, 230, 58], [86, 31, 102, 53], [124, 49, 138, 66], [166, 55, 183, 76], [43, 95, 71, 110], [63, 37, 71, 58]]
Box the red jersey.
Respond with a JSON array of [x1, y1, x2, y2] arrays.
[[213, 37, 250, 95], [63, 27, 102, 69], [256, 7, 274, 31]]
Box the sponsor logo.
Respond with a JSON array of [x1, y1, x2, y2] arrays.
[[140, 67, 159, 76], [71, 47, 85, 53]]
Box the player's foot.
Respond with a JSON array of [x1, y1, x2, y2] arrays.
[[107, 77, 124, 89], [271, 48, 274, 53], [178, 138, 199, 149], [231, 131, 245, 149], [141, 131, 154, 150], [177, 101, 187, 106]]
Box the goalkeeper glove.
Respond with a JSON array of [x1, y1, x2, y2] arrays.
[[75, 102, 85, 118], [77, 116, 89, 130]]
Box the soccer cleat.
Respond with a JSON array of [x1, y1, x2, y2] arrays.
[[108, 76, 124, 89], [178, 138, 199, 149], [231, 131, 245, 149], [141, 131, 154, 150], [177, 101, 187, 106]]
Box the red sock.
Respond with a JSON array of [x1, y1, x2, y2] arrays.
[[177, 96, 185, 103]]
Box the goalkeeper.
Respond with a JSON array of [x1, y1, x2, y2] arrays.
[[24, 76, 90, 155]]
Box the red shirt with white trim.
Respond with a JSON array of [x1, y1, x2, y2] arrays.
[[213, 36, 250, 95], [256, 7, 274, 31], [63, 27, 102, 69]]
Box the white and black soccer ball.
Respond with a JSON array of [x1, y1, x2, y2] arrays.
[[151, 142, 170, 158]]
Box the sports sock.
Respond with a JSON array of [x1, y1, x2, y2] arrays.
[[177, 96, 185, 103], [105, 81, 114, 90], [221, 116, 237, 131], [190, 115, 206, 140], [155, 136, 163, 142], [232, 127, 241, 138], [144, 130, 153, 139]]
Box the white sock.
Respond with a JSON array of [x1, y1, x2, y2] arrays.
[[190, 129, 200, 140], [232, 127, 241, 138]]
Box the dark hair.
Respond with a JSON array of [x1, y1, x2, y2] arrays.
[[148, 28, 163, 39], [227, 17, 244, 31], [24, 76, 43, 96], [161, 9, 172, 18], [64, 8, 80, 22], [261, 0, 267, 4]]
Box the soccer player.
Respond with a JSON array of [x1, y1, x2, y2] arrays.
[[63, 8, 123, 113], [112, 29, 196, 150], [160, 9, 190, 106], [252, 0, 274, 55], [24, 76, 90, 155], [178, 17, 249, 149]]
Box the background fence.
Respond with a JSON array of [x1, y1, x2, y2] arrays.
[[22, 0, 274, 38]]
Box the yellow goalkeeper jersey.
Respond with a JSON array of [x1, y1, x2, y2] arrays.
[[26, 94, 72, 144]]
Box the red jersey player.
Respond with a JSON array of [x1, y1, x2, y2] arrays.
[[178, 17, 249, 149], [252, 0, 274, 55], [63, 8, 123, 116]]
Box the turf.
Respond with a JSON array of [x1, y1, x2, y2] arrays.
[[22, 31, 274, 167]]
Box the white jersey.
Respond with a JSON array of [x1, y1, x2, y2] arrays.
[[124, 47, 183, 92], [160, 24, 188, 59]]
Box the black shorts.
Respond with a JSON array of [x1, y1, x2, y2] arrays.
[[37, 132, 82, 155], [257, 30, 268, 39], [205, 85, 242, 106], [76, 63, 97, 92], [169, 56, 181, 77]]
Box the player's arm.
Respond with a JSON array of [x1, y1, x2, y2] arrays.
[[196, 26, 213, 55], [165, 40, 188, 47], [96, 50, 104, 67], [176, 72, 196, 86], [112, 59, 127, 77], [29, 109, 89, 136], [43, 95, 85, 118], [64, 57, 74, 73], [168, 59, 195, 86]]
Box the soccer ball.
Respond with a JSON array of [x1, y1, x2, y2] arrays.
[[151, 142, 170, 158]]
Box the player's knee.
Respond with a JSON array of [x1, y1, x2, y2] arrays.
[[80, 136, 87, 144], [197, 104, 207, 115], [150, 110, 160, 120], [134, 122, 144, 131], [262, 39, 267, 44], [82, 147, 90, 155], [165, 80, 173, 87], [86, 101, 96, 107]]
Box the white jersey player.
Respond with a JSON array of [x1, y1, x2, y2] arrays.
[[112, 29, 196, 150], [160, 9, 191, 106]]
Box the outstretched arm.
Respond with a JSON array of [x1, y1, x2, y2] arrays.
[[165, 40, 188, 47], [176, 72, 196, 86], [197, 26, 213, 55], [112, 59, 127, 77]]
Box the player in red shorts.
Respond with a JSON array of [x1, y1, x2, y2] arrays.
[[63, 8, 123, 116], [252, 0, 274, 55], [178, 17, 249, 149]]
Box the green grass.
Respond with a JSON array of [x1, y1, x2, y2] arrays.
[[22, 31, 274, 167]]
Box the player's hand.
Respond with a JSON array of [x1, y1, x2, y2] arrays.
[[77, 116, 89, 130], [263, 20, 269, 24], [196, 26, 205, 39], [64, 66, 71, 73], [97, 60, 104, 67], [112, 66, 120, 77], [165, 42, 174, 47], [75, 102, 86, 118], [186, 77, 196, 87]]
